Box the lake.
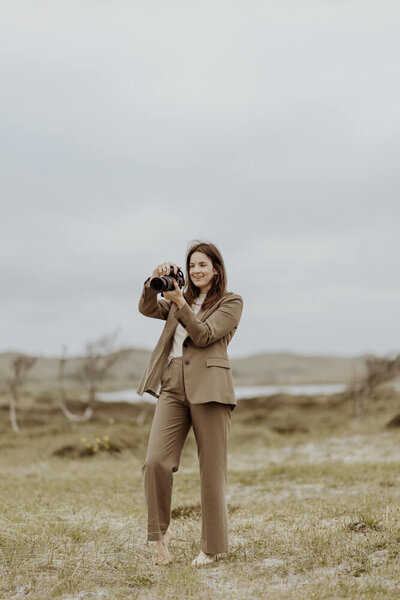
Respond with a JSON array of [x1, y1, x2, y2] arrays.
[[96, 383, 347, 404]]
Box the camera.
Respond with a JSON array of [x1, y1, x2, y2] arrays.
[[150, 266, 185, 296]]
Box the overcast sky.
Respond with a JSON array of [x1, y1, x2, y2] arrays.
[[1, 1, 399, 359]]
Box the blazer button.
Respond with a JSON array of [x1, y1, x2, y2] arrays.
[[184, 360, 190, 365]]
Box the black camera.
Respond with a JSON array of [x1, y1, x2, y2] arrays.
[[150, 266, 185, 296]]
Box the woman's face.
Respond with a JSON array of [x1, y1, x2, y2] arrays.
[[189, 251, 217, 293]]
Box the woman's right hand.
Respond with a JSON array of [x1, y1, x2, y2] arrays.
[[151, 262, 182, 280]]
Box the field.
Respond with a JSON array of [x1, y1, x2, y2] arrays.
[[1, 387, 400, 599]]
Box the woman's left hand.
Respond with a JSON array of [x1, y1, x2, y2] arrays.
[[163, 279, 186, 308]]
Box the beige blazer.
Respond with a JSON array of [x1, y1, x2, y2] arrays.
[[136, 277, 244, 410]]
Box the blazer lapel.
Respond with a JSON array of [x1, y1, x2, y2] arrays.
[[159, 298, 224, 350], [193, 298, 223, 321]]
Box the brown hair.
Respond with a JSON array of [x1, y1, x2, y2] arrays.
[[183, 240, 232, 311]]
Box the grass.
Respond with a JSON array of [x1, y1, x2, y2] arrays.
[[0, 387, 400, 599]]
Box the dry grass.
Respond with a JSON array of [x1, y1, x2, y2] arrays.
[[1, 388, 400, 599]]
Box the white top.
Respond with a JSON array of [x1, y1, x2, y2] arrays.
[[167, 292, 207, 364]]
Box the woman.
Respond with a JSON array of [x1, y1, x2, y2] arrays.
[[137, 241, 243, 567]]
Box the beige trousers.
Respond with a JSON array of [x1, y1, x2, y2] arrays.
[[141, 356, 232, 554]]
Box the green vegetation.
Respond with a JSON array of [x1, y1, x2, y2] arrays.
[[1, 388, 400, 599]]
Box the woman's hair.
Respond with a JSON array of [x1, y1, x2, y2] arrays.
[[183, 240, 231, 310]]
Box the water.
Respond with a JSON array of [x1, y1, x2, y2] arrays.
[[96, 383, 347, 404]]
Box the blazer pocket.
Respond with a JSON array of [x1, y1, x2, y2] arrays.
[[205, 357, 231, 368]]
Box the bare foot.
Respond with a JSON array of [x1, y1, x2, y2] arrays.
[[147, 539, 173, 566], [145, 529, 185, 565], [191, 550, 218, 567]]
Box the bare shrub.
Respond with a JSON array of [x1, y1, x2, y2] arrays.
[[6, 354, 37, 432], [347, 353, 400, 420], [58, 329, 125, 423]]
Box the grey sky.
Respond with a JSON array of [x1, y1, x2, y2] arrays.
[[1, 1, 399, 358]]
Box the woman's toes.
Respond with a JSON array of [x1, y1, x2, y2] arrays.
[[155, 553, 173, 566], [191, 551, 217, 567]]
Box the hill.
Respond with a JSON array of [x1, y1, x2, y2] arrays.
[[0, 348, 371, 392]]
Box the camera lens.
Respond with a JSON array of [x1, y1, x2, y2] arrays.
[[149, 277, 166, 292]]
